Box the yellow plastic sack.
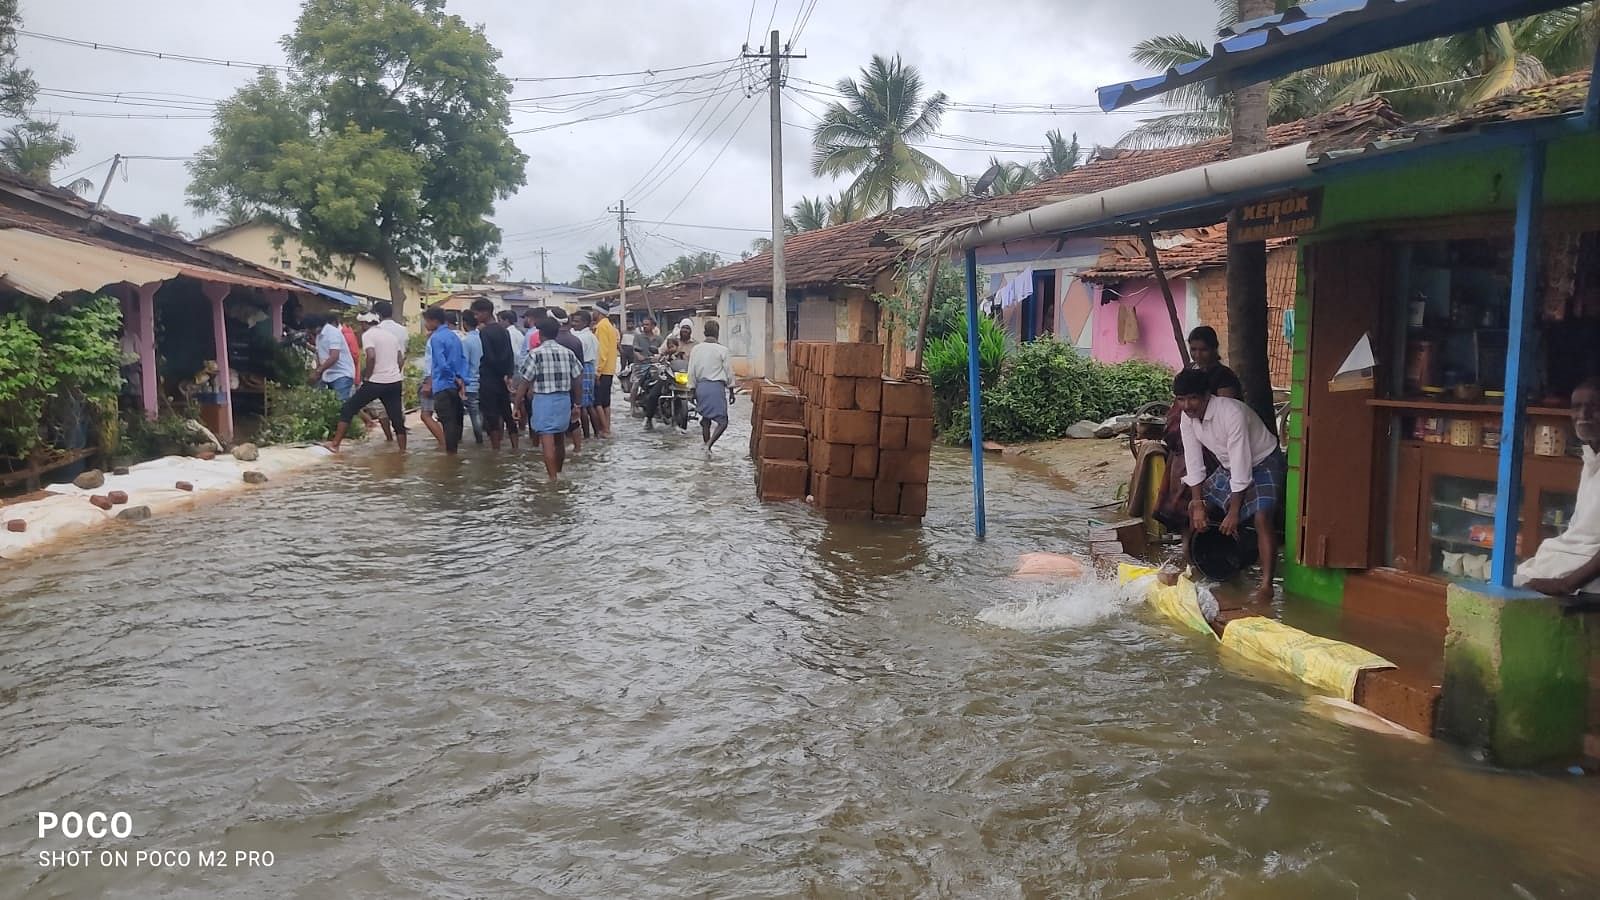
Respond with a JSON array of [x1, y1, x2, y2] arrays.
[[1117, 563, 1217, 640], [1220, 616, 1395, 701]]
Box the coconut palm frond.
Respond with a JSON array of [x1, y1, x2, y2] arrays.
[[1115, 109, 1230, 149]]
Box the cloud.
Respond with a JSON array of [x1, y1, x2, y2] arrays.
[[18, 0, 1216, 281]]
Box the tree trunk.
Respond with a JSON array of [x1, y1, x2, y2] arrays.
[[377, 238, 411, 324], [1226, 0, 1277, 434], [910, 254, 943, 372]]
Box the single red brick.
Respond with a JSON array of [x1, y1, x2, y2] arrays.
[[758, 460, 809, 500], [873, 479, 901, 515], [175, 481, 194, 492], [812, 474, 873, 510], [107, 490, 129, 505], [822, 409, 879, 445], [89, 495, 113, 510], [852, 445, 878, 479], [831, 342, 883, 378], [899, 483, 929, 517], [881, 380, 934, 418], [879, 416, 908, 450], [905, 417, 934, 452], [854, 378, 882, 412], [812, 441, 854, 476], [760, 433, 808, 461], [879, 449, 931, 485], [5, 518, 25, 533]]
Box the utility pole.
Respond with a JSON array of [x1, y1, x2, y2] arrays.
[[608, 201, 634, 333], [92, 154, 122, 210], [745, 31, 804, 378], [536, 247, 548, 284]]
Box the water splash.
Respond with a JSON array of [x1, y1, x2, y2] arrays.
[[977, 576, 1136, 632]]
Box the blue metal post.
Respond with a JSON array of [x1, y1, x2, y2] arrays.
[[1490, 142, 1546, 587], [964, 248, 987, 539], [1586, 41, 1600, 125]]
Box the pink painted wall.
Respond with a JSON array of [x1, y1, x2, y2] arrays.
[[1090, 279, 1189, 369]]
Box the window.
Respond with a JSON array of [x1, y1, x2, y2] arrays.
[[280, 259, 292, 270]]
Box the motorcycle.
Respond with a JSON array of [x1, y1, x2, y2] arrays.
[[633, 360, 697, 431]]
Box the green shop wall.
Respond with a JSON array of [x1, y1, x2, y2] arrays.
[[1280, 132, 1600, 605]]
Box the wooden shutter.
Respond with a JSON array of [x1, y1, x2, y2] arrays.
[[1300, 240, 1387, 569]]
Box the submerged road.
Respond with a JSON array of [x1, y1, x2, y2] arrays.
[[3, 415, 1599, 897]]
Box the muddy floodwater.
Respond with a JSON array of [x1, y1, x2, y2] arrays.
[[3, 418, 1598, 898]]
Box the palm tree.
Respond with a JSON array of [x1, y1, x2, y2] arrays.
[[826, 192, 867, 225], [146, 213, 184, 237], [1034, 130, 1083, 179], [577, 244, 620, 291], [811, 54, 952, 214], [789, 196, 830, 232], [0, 121, 77, 183], [980, 157, 1040, 196], [657, 252, 723, 282], [497, 257, 514, 280]]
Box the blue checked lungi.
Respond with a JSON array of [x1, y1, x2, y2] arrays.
[[579, 362, 597, 408], [531, 391, 572, 435], [1202, 448, 1285, 519]]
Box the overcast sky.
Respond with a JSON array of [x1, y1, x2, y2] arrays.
[[19, 0, 1216, 282]]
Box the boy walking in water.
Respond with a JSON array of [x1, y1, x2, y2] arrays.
[[325, 304, 407, 453], [513, 317, 584, 480]]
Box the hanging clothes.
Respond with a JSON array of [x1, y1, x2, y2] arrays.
[[1117, 303, 1140, 344]]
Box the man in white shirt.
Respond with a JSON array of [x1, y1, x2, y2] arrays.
[[326, 302, 407, 453], [1175, 367, 1285, 602], [308, 315, 357, 401], [687, 318, 735, 452], [1519, 378, 1600, 604]]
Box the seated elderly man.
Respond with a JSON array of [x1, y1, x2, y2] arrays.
[[1518, 378, 1600, 604]]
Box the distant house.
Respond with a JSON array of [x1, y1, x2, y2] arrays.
[[432, 280, 590, 318], [197, 221, 424, 324]]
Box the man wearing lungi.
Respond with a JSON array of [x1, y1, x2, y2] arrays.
[[687, 319, 735, 454], [1174, 367, 1285, 602], [512, 317, 584, 481]]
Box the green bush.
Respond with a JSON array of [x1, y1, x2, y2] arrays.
[[0, 313, 47, 460], [120, 410, 200, 461], [258, 383, 359, 445], [925, 315, 1010, 431], [935, 334, 1174, 445]]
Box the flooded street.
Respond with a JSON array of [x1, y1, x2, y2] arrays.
[[3, 416, 1599, 898]]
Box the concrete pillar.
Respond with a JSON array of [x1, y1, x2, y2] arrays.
[[265, 289, 288, 341], [1438, 583, 1588, 767], [136, 282, 160, 421], [201, 282, 234, 443]]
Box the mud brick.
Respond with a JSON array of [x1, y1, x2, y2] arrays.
[[5, 518, 25, 532], [899, 483, 929, 517], [815, 343, 836, 377], [852, 445, 879, 479], [765, 421, 806, 438], [873, 479, 901, 515], [881, 380, 933, 418], [879, 415, 908, 450], [759, 433, 808, 461], [821, 377, 856, 410], [879, 448, 931, 484], [760, 391, 804, 423], [854, 378, 882, 412], [822, 409, 879, 445], [89, 495, 112, 510], [812, 474, 873, 511], [831, 342, 883, 378], [905, 417, 934, 451], [810, 440, 854, 476], [758, 460, 809, 500]]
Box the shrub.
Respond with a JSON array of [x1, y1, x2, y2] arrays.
[[1093, 359, 1176, 422], [0, 313, 47, 460], [925, 315, 1010, 431], [258, 383, 359, 445], [120, 410, 200, 461]]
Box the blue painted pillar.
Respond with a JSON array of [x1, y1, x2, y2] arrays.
[[1490, 142, 1546, 587], [965, 248, 987, 539]]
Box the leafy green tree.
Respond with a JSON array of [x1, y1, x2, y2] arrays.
[[0, 121, 75, 183], [0, 0, 36, 119], [219, 200, 262, 229], [145, 213, 184, 236], [811, 54, 952, 214], [826, 192, 867, 225], [188, 0, 528, 315]]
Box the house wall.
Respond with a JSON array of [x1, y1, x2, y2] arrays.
[[718, 289, 770, 379], [1089, 278, 1196, 369], [1188, 244, 1298, 386], [201, 224, 424, 325]]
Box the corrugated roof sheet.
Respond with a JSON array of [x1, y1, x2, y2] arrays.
[[1097, 0, 1579, 111], [0, 227, 288, 301]]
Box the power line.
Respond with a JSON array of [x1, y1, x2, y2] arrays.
[[508, 89, 745, 136], [633, 218, 770, 234], [53, 155, 115, 186], [656, 99, 764, 225], [29, 109, 212, 120], [632, 87, 753, 206], [620, 61, 745, 201], [791, 0, 822, 44]]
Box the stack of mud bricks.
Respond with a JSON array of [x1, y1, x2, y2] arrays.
[[790, 342, 933, 521], [749, 380, 809, 501]]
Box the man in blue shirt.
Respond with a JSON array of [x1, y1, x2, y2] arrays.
[[459, 312, 485, 445], [422, 307, 468, 455]]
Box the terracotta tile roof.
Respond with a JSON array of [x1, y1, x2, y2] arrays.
[[0, 169, 309, 291], [1318, 69, 1593, 153], [698, 98, 1401, 293], [1076, 225, 1292, 283], [579, 280, 720, 312]]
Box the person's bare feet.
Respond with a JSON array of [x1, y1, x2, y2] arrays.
[[1250, 582, 1275, 604], [320, 441, 341, 453]]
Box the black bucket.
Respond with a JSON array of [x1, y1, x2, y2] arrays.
[[1191, 523, 1260, 582]]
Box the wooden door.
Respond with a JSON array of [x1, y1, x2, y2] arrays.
[[1300, 240, 1388, 568]]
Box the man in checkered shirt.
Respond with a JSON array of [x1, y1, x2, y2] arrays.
[[512, 317, 584, 480]]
